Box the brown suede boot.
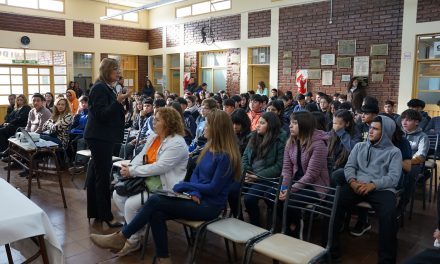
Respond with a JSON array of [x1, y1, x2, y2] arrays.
[[90, 231, 126, 251]]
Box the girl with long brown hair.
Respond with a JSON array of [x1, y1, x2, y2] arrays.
[[279, 111, 330, 237], [90, 111, 241, 264]]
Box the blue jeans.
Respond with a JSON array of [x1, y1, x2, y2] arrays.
[[40, 134, 62, 146], [121, 194, 222, 258]]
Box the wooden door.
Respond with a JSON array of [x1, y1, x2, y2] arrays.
[[249, 65, 269, 91], [170, 69, 180, 95]]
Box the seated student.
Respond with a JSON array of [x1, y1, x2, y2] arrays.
[[230, 108, 251, 156], [90, 111, 241, 264], [279, 111, 330, 237], [176, 97, 197, 138], [68, 96, 89, 163], [338, 94, 347, 103], [25, 93, 52, 133], [44, 93, 54, 112], [329, 109, 362, 187], [311, 112, 328, 131], [185, 95, 200, 121], [330, 100, 341, 116], [382, 100, 400, 121], [189, 98, 217, 153], [425, 99, 440, 135], [138, 98, 155, 132], [304, 92, 314, 104], [401, 109, 429, 207], [407, 99, 431, 131], [282, 95, 295, 122], [169, 102, 194, 146], [293, 94, 306, 112], [3, 94, 16, 125], [239, 93, 250, 112], [231, 95, 242, 109], [357, 103, 379, 141], [315, 92, 326, 111], [228, 112, 287, 226], [261, 95, 269, 112], [131, 100, 144, 131], [223, 98, 236, 116], [331, 115, 402, 263], [0, 94, 31, 154], [111, 107, 188, 256], [41, 97, 73, 148], [66, 89, 79, 116], [319, 94, 333, 130], [266, 99, 289, 134]]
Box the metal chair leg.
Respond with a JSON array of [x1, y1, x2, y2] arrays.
[[5, 244, 13, 264], [224, 238, 233, 264]]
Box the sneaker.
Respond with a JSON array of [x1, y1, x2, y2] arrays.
[[350, 221, 372, 237], [116, 240, 140, 256]]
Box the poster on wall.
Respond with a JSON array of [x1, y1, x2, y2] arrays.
[[308, 69, 321, 79], [321, 54, 335, 66], [371, 59, 386, 72], [322, 70, 333, 85], [353, 56, 369, 77], [341, 74, 351, 82], [337, 57, 352, 68], [370, 44, 389, 56]]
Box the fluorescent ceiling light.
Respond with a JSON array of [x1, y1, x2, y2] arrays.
[[100, 0, 186, 20]]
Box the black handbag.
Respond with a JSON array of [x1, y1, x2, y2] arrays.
[[114, 177, 147, 197]]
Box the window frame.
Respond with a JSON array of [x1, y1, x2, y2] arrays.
[[0, 0, 65, 13], [105, 7, 139, 23], [176, 0, 231, 19]]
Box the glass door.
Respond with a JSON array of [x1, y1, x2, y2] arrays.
[[26, 67, 52, 102]]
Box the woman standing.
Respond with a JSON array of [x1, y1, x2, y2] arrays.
[[347, 77, 367, 113], [90, 111, 241, 264], [84, 58, 131, 227]]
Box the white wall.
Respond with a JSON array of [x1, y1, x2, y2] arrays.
[[398, 0, 440, 113]]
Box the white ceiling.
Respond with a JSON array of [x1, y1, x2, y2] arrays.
[[93, 0, 159, 8]]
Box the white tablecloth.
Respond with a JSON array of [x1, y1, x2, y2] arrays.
[[0, 178, 64, 263]]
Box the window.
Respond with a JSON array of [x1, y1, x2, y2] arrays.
[[250, 47, 270, 65], [2, 0, 64, 12], [176, 0, 231, 18], [106, 8, 139, 22], [414, 34, 440, 106], [152, 56, 163, 90], [200, 51, 227, 93]]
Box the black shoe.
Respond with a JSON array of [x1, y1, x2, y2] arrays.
[[104, 220, 124, 228], [350, 221, 372, 237]]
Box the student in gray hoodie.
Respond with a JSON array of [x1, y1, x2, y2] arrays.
[[331, 115, 402, 264]]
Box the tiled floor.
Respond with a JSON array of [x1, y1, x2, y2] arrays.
[[0, 162, 438, 264]]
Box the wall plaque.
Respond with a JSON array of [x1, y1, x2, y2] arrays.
[[309, 59, 320, 68], [353, 56, 369, 77], [371, 73, 384, 82], [337, 57, 352, 68], [308, 69, 321, 80], [322, 70, 333, 85], [283, 59, 291, 67], [370, 44, 389, 56], [310, 49, 320, 57], [371, 59, 386, 72], [341, 74, 351, 82], [283, 51, 292, 59], [321, 54, 335, 66], [338, 40, 356, 56]]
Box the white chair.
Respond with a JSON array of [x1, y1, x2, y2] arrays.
[[244, 182, 340, 264]]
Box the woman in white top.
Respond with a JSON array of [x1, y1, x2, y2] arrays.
[[113, 107, 188, 256]]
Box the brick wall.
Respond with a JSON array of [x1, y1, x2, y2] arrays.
[[0, 12, 65, 36], [138, 56, 148, 91], [147, 28, 163, 49], [417, 0, 440, 23], [73, 21, 94, 38], [278, 0, 403, 106], [166, 24, 181, 47], [184, 14, 241, 45], [227, 49, 241, 95], [248, 10, 271, 39], [100, 24, 148, 42]]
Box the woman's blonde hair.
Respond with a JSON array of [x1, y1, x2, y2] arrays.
[[15, 94, 28, 109], [98, 58, 119, 83], [52, 97, 71, 120], [198, 111, 241, 180], [155, 107, 185, 137]]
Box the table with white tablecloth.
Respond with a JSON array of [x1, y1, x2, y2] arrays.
[[0, 178, 64, 263]]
